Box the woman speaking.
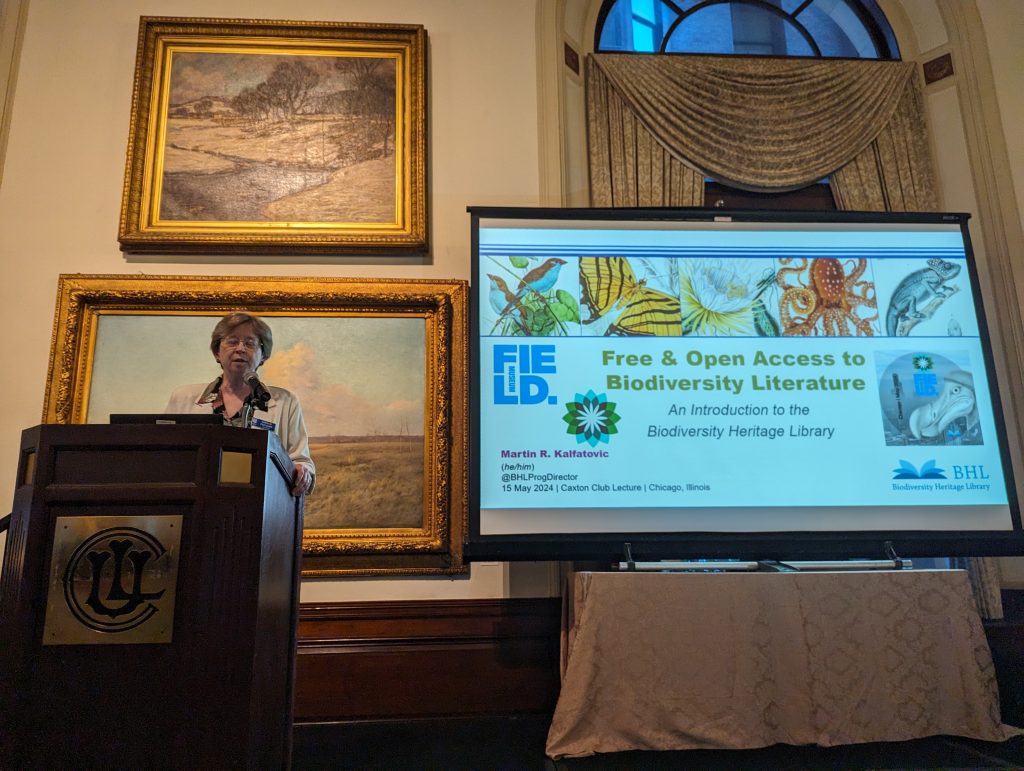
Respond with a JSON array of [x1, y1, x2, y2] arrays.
[[165, 312, 315, 496]]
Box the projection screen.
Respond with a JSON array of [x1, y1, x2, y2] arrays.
[[467, 207, 1022, 562]]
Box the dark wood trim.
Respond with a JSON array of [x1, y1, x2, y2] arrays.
[[984, 620, 1024, 727], [294, 592, 1024, 726], [1000, 588, 1024, 622], [923, 53, 954, 85], [983, 590, 1024, 726], [292, 715, 553, 767], [704, 180, 836, 211], [294, 598, 561, 722]]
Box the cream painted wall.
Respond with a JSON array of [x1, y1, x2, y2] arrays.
[[975, 0, 1024, 236], [975, 2, 1024, 589], [0, 0, 544, 601], [894, 0, 947, 53], [926, 86, 980, 217]]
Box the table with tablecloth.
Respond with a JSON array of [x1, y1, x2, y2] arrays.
[[546, 569, 1018, 759]]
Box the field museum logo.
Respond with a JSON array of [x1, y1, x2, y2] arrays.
[[492, 344, 559, 405]]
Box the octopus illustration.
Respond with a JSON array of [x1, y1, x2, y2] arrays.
[[776, 257, 877, 336]]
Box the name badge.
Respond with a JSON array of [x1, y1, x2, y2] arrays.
[[252, 417, 276, 431]]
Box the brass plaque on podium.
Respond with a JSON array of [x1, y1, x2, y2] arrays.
[[42, 515, 182, 645]]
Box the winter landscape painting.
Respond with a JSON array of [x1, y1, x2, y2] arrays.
[[119, 18, 427, 254], [160, 52, 399, 224]]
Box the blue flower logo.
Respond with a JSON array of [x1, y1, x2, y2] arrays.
[[562, 390, 621, 447], [912, 354, 934, 372]]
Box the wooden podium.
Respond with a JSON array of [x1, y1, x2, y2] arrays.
[[0, 424, 304, 769]]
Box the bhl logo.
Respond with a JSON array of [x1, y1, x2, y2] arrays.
[[493, 344, 558, 405], [952, 465, 990, 480], [64, 527, 168, 633]]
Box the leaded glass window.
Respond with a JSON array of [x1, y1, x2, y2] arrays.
[[596, 0, 899, 59]]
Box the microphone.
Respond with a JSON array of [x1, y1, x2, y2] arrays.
[[243, 370, 272, 407]]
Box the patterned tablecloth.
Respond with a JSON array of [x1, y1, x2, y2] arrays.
[[546, 569, 1019, 759]]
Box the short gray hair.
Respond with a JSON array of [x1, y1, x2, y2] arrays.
[[210, 312, 273, 362]]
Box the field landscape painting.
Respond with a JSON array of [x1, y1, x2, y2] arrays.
[[256, 316, 428, 534], [84, 315, 427, 532], [43, 275, 468, 576], [119, 18, 427, 253]]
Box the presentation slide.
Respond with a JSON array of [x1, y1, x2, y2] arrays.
[[473, 213, 1017, 542]]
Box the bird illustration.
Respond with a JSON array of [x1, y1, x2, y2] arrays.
[[514, 257, 567, 299], [497, 257, 568, 321], [487, 273, 528, 333]]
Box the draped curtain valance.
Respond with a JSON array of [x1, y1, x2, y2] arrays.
[[587, 53, 937, 209]]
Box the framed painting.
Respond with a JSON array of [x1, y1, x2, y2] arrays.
[[43, 274, 467, 576], [118, 17, 427, 255]]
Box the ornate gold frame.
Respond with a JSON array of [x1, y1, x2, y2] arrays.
[[118, 17, 427, 255], [43, 274, 467, 576]]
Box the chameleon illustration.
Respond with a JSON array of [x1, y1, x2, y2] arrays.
[[885, 258, 961, 336]]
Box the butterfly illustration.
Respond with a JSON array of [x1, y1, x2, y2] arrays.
[[579, 256, 682, 336]]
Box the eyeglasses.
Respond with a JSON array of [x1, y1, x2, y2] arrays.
[[222, 336, 260, 351]]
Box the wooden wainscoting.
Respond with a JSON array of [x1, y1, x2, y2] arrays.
[[985, 590, 1024, 727], [295, 593, 1024, 727], [294, 598, 561, 722]]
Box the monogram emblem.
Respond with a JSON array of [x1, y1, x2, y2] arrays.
[[44, 516, 181, 645], [65, 528, 167, 632]]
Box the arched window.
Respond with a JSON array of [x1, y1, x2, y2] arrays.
[[592, 1, 903, 209], [596, 0, 900, 60]]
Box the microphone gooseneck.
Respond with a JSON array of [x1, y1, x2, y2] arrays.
[[243, 370, 272, 409]]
